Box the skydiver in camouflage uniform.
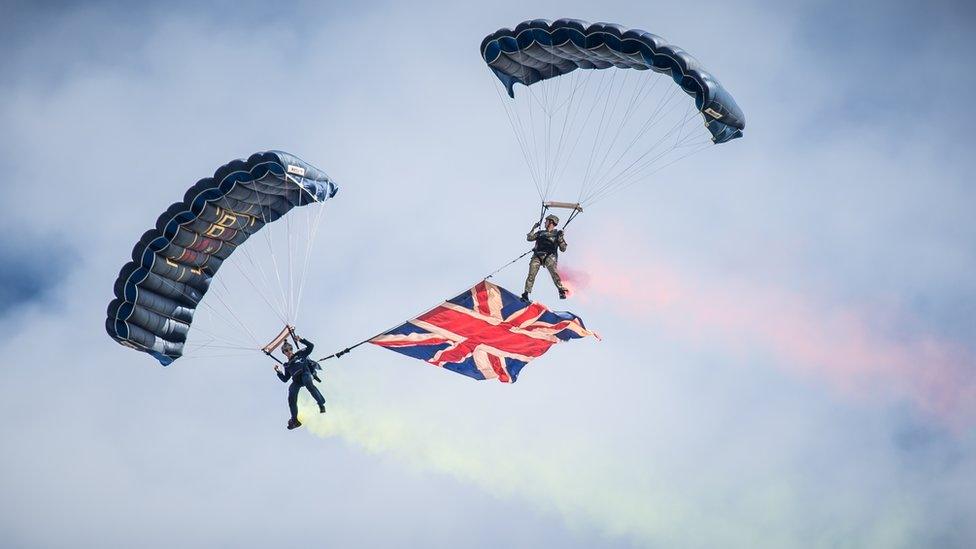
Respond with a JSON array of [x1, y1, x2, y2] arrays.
[[522, 214, 568, 302]]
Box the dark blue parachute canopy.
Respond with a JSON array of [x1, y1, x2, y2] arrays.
[[106, 151, 338, 365], [481, 19, 745, 144]]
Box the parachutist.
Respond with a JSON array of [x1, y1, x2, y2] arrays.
[[524, 214, 568, 300], [276, 336, 327, 430]]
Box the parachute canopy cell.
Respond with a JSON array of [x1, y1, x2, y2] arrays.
[[106, 151, 338, 366], [481, 18, 745, 143]]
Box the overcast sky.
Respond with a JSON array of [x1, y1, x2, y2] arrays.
[[1, 0, 974, 547]]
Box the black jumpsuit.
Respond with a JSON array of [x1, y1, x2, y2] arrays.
[[276, 338, 326, 421]]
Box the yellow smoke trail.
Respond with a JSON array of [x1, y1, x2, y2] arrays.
[[287, 368, 879, 547]]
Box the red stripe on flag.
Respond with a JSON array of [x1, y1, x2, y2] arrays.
[[474, 281, 491, 316], [487, 353, 510, 383]]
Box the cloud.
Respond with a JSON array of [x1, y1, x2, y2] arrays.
[[1, 0, 975, 547], [0, 236, 73, 317]]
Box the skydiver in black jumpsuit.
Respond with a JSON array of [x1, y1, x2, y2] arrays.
[[275, 332, 326, 430]]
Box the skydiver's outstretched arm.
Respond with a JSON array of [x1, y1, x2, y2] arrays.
[[275, 366, 289, 383], [526, 221, 540, 241], [294, 337, 314, 359]]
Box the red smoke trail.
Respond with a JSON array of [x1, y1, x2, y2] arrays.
[[576, 248, 976, 430], [557, 265, 591, 298]]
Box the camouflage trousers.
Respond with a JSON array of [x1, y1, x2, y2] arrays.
[[524, 253, 564, 294]]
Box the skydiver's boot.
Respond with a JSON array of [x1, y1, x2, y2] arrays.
[[319, 403, 327, 414], [287, 418, 302, 430], [558, 288, 567, 299], [520, 292, 530, 302]]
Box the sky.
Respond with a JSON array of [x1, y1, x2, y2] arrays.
[[1, 0, 974, 547]]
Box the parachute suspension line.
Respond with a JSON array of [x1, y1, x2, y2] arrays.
[[580, 91, 692, 204], [571, 69, 615, 205], [518, 48, 568, 201], [516, 50, 543, 200], [504, 64, 705, 209], [495, 55, 719, 211], [487, 66, 542, 200], [581, 95, 692, 205], [540, 56, 565, 202], [594, 104, 705, 199], [547, 67, 593, 114], [544, 69, 586, 201], [153, 274, 255, 350], [583, 106, 710, 206], [177, 351, 263, 363], [585, 69, 658, 197], [584, 67, 640, 194], [183, 339, 254, 354], [582, 78, 678, 199], [579, 69, 621, 204], [185, 176, 329, 359], [209, 275, 264, 348], [282, 175, 323, 324], [516, 79, 546, 199], [179, 322, 253, 353], [590, 135, 713, 205], [520, 58, 547, 201], [549, 70, 612, 204], [233, 210, 290, 326], [542, 68, 580, 203], [285, 192, 296, 322], [509, 55, 547, 201], [165, 281, 255, 350], [489, 69, 544, 201], [238, 186, 290, 319], [538, 81, 552, 199], [225, 246, 290, 327], [257, 191, 292, 326], [292, 197, 329, 324], [209, 274, 263, 348]]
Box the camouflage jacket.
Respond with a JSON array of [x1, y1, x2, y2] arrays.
[[527, 227, 567, 256]]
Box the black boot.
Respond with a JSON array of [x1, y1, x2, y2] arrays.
[[558, 288, 567, 299], [287, 418, 302, 430], [319, 403, 327, 414], [520, 292, 529, 302]]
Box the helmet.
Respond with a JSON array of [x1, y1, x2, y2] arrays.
[[545, 214, 559, 225]]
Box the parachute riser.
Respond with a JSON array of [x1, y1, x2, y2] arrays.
[[261, 325, 301, 364], [541, 201, 583, 230]]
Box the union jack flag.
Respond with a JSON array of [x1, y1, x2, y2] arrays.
[[370, 280, 597, 382]]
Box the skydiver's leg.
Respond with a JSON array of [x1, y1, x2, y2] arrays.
[[301, 373, 327, 411], [545, 256, 565, 291], [524, 255, 542, 294], [288, 380, 301, 420]]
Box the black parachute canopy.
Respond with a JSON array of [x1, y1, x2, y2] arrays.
[[106, 151, 338, 365]]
